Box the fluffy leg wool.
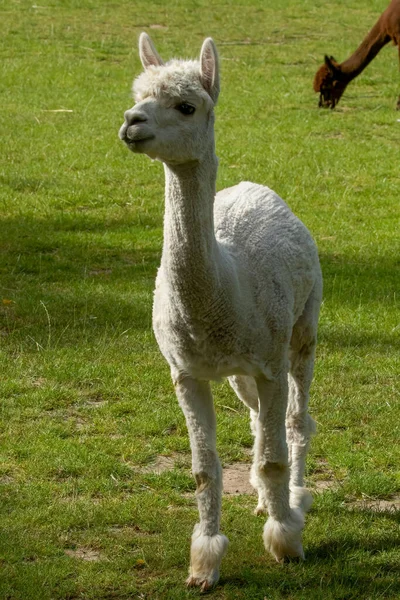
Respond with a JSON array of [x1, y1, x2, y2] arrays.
[[186, 524, 229, 591], [263, 508, 305, 562]]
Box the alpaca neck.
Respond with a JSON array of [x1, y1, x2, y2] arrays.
[[340, 18, 391, 81], [161, 149, 222, 308]]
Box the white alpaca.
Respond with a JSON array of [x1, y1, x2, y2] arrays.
[[119, 33, 322, 591]]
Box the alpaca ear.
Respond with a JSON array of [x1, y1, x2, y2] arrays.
[[324, 54, 338, 74], [199, 38, 220, 104], [139, 32, 164, 69]]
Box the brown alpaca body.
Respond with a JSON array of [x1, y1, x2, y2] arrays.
[[314, 0, 400, 109]]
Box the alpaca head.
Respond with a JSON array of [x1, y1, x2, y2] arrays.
[[313, 55, 347, 109], [119, 33, 220, 165]]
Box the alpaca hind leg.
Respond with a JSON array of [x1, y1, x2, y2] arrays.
[[255, 372, 306, 562], [287, 290, 320, 513], [287, 347, 316, 513], [175, 377, 228, 591], [228, 375, 268, 515]]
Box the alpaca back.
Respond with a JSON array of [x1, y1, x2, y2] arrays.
[[214, 182, 321, 327]]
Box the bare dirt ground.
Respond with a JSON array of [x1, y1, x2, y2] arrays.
[[137, 454, 400, 512]]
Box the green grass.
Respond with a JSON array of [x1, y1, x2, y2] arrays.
[[1, 0, 399, 598]]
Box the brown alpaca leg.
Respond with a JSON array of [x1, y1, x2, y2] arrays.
[[398, 47, 400, 110]]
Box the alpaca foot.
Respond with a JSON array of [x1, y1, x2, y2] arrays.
[[187, 525, 228, 590], [254, 503, 267, 516], [263, 508, 305, 563], [290, 486, 313, 513], [186, 575, 216, 592]]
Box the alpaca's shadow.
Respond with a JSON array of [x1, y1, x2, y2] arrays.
[[218, 505, 399, 597], [318, 250, 399, 352], [319, 326, 399, 354], [319, 251, 399, 306], [307, 506, 400, 560]]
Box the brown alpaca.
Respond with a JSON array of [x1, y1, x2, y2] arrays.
[[314, 0, 400, 109]]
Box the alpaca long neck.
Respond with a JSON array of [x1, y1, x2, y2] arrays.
[[340, 17, 391, 80], [161, 154, 221, 308]]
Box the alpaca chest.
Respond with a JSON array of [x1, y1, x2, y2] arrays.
[[152, 285, 276, 381]]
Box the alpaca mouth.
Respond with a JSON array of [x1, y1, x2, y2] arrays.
[[318, 93, 335, 109], [123, 136, 155, 155], [119, 123, 154, 145], [126, 134, 154, 145]]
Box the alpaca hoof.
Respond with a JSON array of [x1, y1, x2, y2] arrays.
[[282, 554, 302, 564], [254, 504, 267, 516], [186, 575, 216, 592], [188, 526, 228, 591], [290, 486, 313, 513], [263, 509, 305, 562]]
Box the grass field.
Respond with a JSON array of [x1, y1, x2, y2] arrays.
[[1, 0, 399, 598]]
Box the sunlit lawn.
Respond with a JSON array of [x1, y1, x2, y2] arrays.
[[0, 0, 399, 598]]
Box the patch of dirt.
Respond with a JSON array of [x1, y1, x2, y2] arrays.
[[108, 525, 159, 537], [65, 547, 105, 561], [312, 479, 338, 492], [132, 455, 400, 515], [143, 455, 176, 473], [137, 454, 255, 495], [87, 268, 112, 276], [223, 463, 255, 495], [309, 457, 339, 493], [31, 377, 47, 387], [85, 394, 108, 408], [74, 417, 87, 431], [336, 106, 355, 113], [348, 497, 400, 513], [135, 453, 189, 474], [59, 495, 103, 505], [0, 475, 15, 485], [326, 132, 345, 139], [222, 460, 341, 497]]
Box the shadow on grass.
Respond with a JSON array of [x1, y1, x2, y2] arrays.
[[0, 213, 161, 340], [318, 252, 399, 353], [318, 327, 399, 353], [221, 507, 400, 599], [1, 213, 399, 349], [320, 251, 399, 305]]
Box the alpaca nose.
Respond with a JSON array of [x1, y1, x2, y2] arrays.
[[124, 109, 147, 126]]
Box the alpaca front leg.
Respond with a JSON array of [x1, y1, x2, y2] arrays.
[[397, 50, 400, 110], [255, 374, 306, 562], [175, 377, 228, 591]]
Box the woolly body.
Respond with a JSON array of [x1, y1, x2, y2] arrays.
[[154, 180, 319, 384], [119, 34, 322, 590]]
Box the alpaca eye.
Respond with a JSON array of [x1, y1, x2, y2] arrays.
[[176, 103, 195, 115]]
